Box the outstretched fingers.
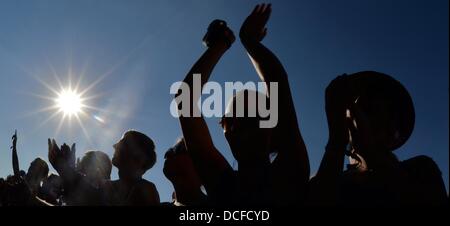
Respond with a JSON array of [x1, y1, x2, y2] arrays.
[[254, 3, 271, 15], [252, 4, 260, 15], [261, 4, 272, 23]]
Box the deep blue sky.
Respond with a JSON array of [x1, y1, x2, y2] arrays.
[[0, 0, 448, 202]]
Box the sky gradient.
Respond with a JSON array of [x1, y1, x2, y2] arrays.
[[0, 0, 448, 202]]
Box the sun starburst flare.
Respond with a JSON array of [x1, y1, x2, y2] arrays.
[[21, 62, 114, 141], [55, 88, 84, 116]]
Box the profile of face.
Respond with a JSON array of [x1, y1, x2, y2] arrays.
[[163, 139, 201, 187], [345, 72, 415, 159], [112, 130, 156, 179], [347, 97, 395, 156], [78, 151, 112, 186], [221, 90, 273, 163]]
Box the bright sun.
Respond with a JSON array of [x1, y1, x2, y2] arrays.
[[30, 64, 108, 141], [55, 89, 83, 116]]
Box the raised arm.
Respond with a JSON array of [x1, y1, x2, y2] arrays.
[[48, 139, 104, 205], [239, 4, 310, 204], [12, 130, 20, 177], [308, 75, 351, 205], [175, 21, 235, 191], [48, 139, 77, 185]]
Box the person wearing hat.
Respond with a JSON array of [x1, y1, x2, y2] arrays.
[[308, 71, 448, 206]]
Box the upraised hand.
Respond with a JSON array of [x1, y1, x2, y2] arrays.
[[325, 75, 354, 147], [203, 19, 235, 49], [240, 3, 272, 44], [48, 139, 76, 175]]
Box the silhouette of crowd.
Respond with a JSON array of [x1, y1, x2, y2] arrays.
[[0, 4, 447, 207]]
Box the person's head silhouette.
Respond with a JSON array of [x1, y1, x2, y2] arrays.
[[164, 138, 206, 205], [78, 150, 112, 186], [343, 71, 415, 168], [221, 90, 275, 164], [112, 130, 156, 181], [25, 157, 49, 193], [163, 138, 201, 187]]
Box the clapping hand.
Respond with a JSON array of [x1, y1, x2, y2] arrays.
[[240, 4, 272, 44], [48, 139, 76, 175]]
